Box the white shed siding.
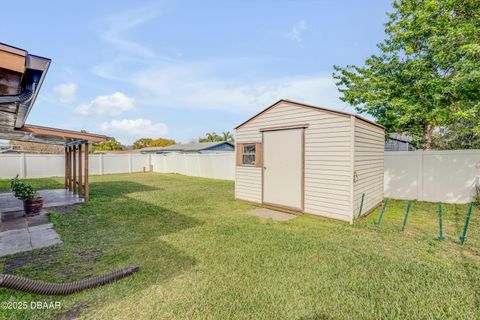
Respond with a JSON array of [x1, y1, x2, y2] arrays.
[[353, 119, 385, 216], [235, 101, 353, 221], [235, 166, 262, 203]]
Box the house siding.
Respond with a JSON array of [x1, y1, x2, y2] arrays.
[[235, 101, 354, 222], [353, 119, 385, 217], [203, 143, 235, 152]]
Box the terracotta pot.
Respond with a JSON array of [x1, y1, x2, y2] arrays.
[[23, 197, 43, 216]]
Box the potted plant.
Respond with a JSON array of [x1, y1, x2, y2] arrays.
[[10, 175, 24, 196], [10, 177, 43, 216]]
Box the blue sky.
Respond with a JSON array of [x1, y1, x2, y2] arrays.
[[1, 0, 392, 144]]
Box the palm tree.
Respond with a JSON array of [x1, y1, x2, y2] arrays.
[[199, 132, 233, 143], [222, 131, 234, 143], [206, 132, 217, 142]]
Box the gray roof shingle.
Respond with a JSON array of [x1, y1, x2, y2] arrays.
[[141, 141, 234, 153]]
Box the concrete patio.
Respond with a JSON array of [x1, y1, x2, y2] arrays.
[[0, 189, 84, 213], [245, 208, 296, 221], [0, 189, 83, 256]]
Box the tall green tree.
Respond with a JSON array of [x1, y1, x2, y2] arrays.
[[132, 138, 176, 149], [93, 137, 124, 151], [431, 119, 480, 150], [334, 0, 480, 149], [132, 138, 153, 149], [148, 138, 176, 147]]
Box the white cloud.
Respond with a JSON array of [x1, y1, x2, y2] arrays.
[[92, 7, 350, 116], [286, 20, 307, 43], [100, 118, 169, 144], [53, 83, 77, 103], [130, 63, 350, 114], [100, 4, 161, 58], [74, 92, 135, 116]]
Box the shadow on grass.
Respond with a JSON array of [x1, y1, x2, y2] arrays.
[[298, 313, 333, 320], [0, 180, 201, 319], [0, 177, 64, 191], [88, 180, 161, 199]]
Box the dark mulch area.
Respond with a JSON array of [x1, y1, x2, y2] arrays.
[[1, 246, 104, 280], [54, 304, 89, 320]]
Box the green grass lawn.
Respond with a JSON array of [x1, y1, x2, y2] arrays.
[[1, 173, 479, 319]]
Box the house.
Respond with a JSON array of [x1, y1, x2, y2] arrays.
[[234, 99, 385, 223], [94, 149, 141, 154], [0, 145, 22, 153], [140, 141, 234, 154], [0, 143, 20, 153], [385, 133, 416, 151]]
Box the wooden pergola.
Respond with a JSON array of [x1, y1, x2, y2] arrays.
[[0, 43, 108, 201], [1, 127, 108, 202], [64, 139, 93, 201]]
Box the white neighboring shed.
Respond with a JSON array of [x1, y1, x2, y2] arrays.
[[234, 99, 385, 223]]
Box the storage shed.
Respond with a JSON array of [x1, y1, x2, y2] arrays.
[[234, 99, 385, 223]]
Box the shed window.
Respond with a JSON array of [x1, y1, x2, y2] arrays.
[[242, 144, 256, 165]]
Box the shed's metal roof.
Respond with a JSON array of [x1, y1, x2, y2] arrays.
[[235, 99, 384, 130], [141, 141, 234, 153]]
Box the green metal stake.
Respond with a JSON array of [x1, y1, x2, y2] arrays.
[[357, 193, 365, 218], [459, 203, 473, 245], [402, 201, 412, 232], [376, 198, 389, 226], [438, 202, 444, 241]]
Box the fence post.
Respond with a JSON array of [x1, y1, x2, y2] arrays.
[[459, 203, 473, 245], [100, 154, 104, 175], [438, 202, 444, 241], [198, 154, 203, 178], [376, 198, 389, 226], [417, 150, 424, 201], [128, 153, 132, 173], [20, 153, 26, 178], [402, 201, 412, 231], [357, 193, 365, 218]]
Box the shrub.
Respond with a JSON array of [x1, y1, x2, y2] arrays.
[[10, 177, 38, 200], [10, 176, 25, 197], [15, 184, 38, 201]]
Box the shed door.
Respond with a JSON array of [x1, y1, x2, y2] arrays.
[[263, 128, 303, 210]]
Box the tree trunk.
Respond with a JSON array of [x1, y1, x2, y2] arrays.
[[423, 124, 434, 149]]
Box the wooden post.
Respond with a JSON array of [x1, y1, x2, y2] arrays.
[[78, 144, 83, 198], [64, 147, 68, 189], [73, 146, 77, 194], [84, 143, 89, 202], [68, 146, 73, 191]]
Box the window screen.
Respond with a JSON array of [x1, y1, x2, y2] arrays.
[[242, 144, 256, 165]]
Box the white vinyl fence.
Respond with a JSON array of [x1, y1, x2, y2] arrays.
[[89, 154, 152, 175], [152, 153, 235, 180], [0, 154, 153, 178], [385, 150, 480, 203], [0, 153, 235, 181], [1, 150, 479, 203]]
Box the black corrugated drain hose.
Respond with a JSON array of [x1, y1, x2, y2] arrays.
[[0, 265, 139, 295]]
